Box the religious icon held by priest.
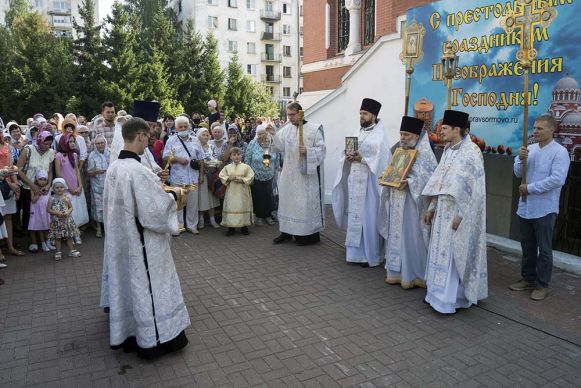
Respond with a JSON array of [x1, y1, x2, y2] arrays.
[[379, 148, 417, 189]]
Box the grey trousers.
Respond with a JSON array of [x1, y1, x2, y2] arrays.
[[519, 213, 558, 288]]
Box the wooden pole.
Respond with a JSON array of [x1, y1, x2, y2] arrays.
[[404, 64, 413, 116], [521, 68, 530, 201]]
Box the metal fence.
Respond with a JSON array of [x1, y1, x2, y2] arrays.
[[554, 161, 581, 256]]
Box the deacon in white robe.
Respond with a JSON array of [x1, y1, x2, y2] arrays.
[[422, 110, 487, 314], [332, 98, 391, 267], [378, 116, 438, 287], [100, 101, 165, 314], [273, 102, 326, 245], [103, 117, 190, 359]]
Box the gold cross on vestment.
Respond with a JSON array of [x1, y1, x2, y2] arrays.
[[501, 0, 557, 68]]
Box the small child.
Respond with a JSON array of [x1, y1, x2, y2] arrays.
[[29, 170, 54, 252], [47, 178, 81, 260], [219, 147, 255, 236]]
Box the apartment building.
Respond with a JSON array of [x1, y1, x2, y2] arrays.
[[171, 0, 304, 108]]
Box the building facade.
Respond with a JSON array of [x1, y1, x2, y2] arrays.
[[301, 0, 432, 105], [0, 0, 87, 37], [170, 0, 303, 110]]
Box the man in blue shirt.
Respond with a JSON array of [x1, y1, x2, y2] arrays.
[[510, 114, 570, 301]]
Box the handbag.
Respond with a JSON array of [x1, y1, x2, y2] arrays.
[[177, 136, 200, 170], [0, 180, 12, 200], [208, 171, 226, 199]]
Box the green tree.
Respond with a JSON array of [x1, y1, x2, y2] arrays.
[[223, 51, 251, 118], [174, 19, 205, 115], [247, 81, 279, 118], [100, 1, 141, 110], [199, 32, 224, 112]]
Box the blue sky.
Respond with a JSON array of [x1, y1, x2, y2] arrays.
[[406, 0, 578, 148]]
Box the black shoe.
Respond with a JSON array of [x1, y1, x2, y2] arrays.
[[357, 263, 370, 268], [241, 227, 249, 235], [273, 233, 292, 244], [225, 228, 235, 236], [0, 278, 4, 286], [103, 307, 110, 314]]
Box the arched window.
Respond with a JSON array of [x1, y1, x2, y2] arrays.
[[338, 0, 350, 52], [364, 0, 375, 45]]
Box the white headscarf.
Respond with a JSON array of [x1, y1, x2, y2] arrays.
[[52, 177, 68, 190]]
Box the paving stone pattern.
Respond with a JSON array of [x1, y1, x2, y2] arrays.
[[0, 207, 580, 387]]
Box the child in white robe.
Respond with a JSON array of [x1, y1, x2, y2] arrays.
[[219, 147, 254, 236]]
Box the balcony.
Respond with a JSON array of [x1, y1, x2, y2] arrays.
[[260, 10, 281, 20], [261, 53, 282, 62], [49, 8, 72, 15], [261, 32, 281, 41], [261, 75, 281, 83]]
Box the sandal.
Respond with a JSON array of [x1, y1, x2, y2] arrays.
[[95, 230, 102, 238], [54, 252, 62, 261], [68, 250, 81, 258], [9, 249, 25, 256]]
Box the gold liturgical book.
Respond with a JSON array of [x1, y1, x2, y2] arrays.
[[379, 148, 417, 188]]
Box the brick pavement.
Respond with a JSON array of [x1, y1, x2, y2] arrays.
[[0, 207, 580, 387]]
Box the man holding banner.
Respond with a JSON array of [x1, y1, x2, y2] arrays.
[[422, 110, 488, 314]]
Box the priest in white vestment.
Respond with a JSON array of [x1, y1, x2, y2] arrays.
[[378, 116, 438, 287], [109, 100, 162, 174], [422, 110, 488, 314], [273, 102, 326, 245], [103, 117, 190, 359], [332, 98, 391, 267]]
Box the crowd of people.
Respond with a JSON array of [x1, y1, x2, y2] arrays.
[[0, 96, 570, 360], [0, 99, 287, 274]]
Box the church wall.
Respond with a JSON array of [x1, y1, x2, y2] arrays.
[[305, 34, 405, 203], [303, 67, 350, 92]]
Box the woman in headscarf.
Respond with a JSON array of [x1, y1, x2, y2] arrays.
[[244, 125, 279, 226], [221, 124, 247, 164], [87, 134, 110, 238], [0, 128, 23, 256], [55, 133, 89, 243], [197, 128, 221, 229], [17, 130, 55, 252], [52, 113, 64, 133]]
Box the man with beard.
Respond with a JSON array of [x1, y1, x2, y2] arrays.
[[378, 116, 438, 287], [332, 98, 391, 267]]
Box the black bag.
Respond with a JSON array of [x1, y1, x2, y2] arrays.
[[177, 136, 200, 170], [0, 180, 12, 200]]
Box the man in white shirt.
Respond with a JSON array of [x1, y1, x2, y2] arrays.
[[510, 114, 571, 301]]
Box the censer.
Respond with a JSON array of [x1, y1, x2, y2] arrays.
[[162, 148, 196, 212], [262, 134, 273, 168]]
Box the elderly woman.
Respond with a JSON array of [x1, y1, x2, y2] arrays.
[[17, 131, 55, 251], [221, 124, 247, 164], [87, 135, 109, 238], [163, 116, 205, 234], [244, 125, 279, 225], [197, 128, 221, 229]]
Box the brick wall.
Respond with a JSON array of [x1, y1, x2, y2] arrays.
[[303, 0, 328, 64], [376, 0, 436, 38], [303, 67, 350, 92]]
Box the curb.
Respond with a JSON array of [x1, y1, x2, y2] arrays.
[[487, 233, 581, 276]]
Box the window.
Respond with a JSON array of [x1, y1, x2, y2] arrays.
[[208, 16, 218, 29], [282, 24, 291, 35], [247, 42, 256, 54], [247, 64, 257, 75], [228, 18, 237, 31], [246, 0, 255, 9], [338, 0, 350, 52], [266, 86, 274, 96], [208, 0, 218, 5], [282, 3, 291, 14], [265, 1, 273, 12], [300, 5, 303, 16], [299, 46, 303, 57], [283, 45, 291, 57], [247, 20, 256, 32], [265, 22, 274, 33], [228, 40, 238, 52], [283, 66, 292, 78], [283, 87, 291, 97], [364, 0, 375, 46], [228, 0, 237, 7], [52, 1, 69, 10], [35, 0, 43, 8]]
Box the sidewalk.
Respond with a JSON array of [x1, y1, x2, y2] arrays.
[[0, 209, 579, 387]]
